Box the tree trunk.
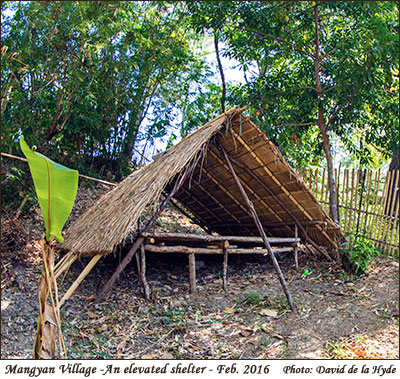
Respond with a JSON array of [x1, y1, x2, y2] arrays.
[[313, 4, 339, 224], [214, 30, 226, 113]]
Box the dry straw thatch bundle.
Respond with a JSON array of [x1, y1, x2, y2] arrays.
[[61, 107, 243, 257]]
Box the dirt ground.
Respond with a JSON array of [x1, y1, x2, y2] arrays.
[[1, 182, 399, 360]]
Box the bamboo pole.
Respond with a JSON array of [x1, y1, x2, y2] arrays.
[[388, 186, 400, 256], [54, 253, 78, 279], [355, 169, 367, 235], [373, 172, 391, 248], [230, 129, 337, 248], [1, 152, 117, 187], [207, 149, 293, 234], [350, 169, 360, 235], [367, 169, 381, 240], [376, 171, 395, 250], [346, 169, 354, 234], [361, 170, 373, 234], [380, 171, 399, 251], [226, 155, 333, 260], [343, 169, 350, 233], [219, 143, 297, 314], [59, 254, 102, 308]]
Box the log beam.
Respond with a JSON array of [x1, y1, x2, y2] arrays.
[[142, 231, 300, 245], [143, 244, 293, 255]]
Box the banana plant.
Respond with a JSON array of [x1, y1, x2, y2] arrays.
[[20, 136, 78, 359]]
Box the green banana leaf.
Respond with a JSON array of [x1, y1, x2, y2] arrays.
[[20, 137, 79, 242]]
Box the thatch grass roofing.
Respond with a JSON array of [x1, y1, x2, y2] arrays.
[[61, 107, 341, 257]]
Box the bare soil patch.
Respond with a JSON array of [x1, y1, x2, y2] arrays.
[[1, 183, 399, 359]]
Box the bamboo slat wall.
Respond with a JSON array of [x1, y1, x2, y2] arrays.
[[299, 168, 399, 256]]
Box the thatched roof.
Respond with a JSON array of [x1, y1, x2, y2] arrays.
[[62, 107, 341, 257]]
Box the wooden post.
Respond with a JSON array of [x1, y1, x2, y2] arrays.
[[140, 244, 150, 300], [94, 167, 191, 304], [222, 242, 228, 291], [188, 253, 196, 293], [219, 144, 297, 315], [294, 225, 299, 271], [135, 252, 141, 276]]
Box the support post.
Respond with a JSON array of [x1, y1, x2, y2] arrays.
[[135, 252, 141, 276], [219, 144, 297, 315], [94, 167, 191, 304], [188, 253, 196, 293], [222, 242, 228, 291], [294, 225, 299, 270], [140, 244, 150, 300]]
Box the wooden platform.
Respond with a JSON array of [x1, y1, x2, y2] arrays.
[[139, 231, 301, 294]]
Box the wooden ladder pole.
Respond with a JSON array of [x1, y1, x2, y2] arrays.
[[219, 144, 297, 315]]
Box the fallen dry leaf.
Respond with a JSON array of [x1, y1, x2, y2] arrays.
[[86, 312, 100, 319], [240, 328, 254, 337], [141, 353, 155, 359], [259, 309, 278, 317], [85, 295, 96, 303], [223, 307, 236, 314]]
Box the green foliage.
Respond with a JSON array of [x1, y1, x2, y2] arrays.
[[1, 164, 36, 214], [186, 1, 399, 169], [342, 233, 381, 275], [1, 1, 209, 178], [245, 292, 265, 305], [160, 306, 187, 331], [20, 137, 78, 242], [2, 1, 398, 182]]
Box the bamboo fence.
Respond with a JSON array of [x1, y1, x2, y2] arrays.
[[299, 167, 399, 256]]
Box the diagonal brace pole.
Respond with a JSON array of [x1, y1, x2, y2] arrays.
[[94, 169, 191, 304], [219, 144, 297, 315]]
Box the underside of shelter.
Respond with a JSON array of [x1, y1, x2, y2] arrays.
[[59, 106, 342, 308]]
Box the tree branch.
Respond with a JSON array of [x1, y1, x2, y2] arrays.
[[275, 122, 317, 128], [327, 85, 360, 127], [237, 26, 315, 60], [271, 86, 317, 96]]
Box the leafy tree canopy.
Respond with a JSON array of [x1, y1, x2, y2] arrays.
[[187, 1, 399, 170]]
